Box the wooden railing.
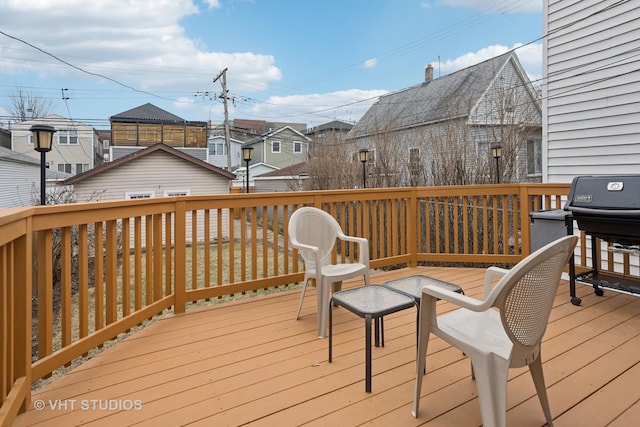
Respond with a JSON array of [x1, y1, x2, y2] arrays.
[[2, 183, 636, 424]]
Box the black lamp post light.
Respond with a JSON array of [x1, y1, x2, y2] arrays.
[[359, 148, 368, 189], [491, 144, 502, 184], [242, 146, 253, 193], [30, 125, 56, 205]]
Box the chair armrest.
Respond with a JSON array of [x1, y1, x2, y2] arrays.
[[289, 240, 322, 270], [422, 284, 492, 312], [483, 266, 509, 298], [337, 235, 369, 265]]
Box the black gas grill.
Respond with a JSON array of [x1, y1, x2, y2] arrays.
[[564, 175, 640, 304]]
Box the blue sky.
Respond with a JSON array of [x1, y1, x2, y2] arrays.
[[0, 0, 542, 130]]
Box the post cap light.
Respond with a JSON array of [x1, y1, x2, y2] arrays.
[[30, 125, 56, 153], [359, 148, 368, 163], [242, 146, 253, 162], [491, 144, 502, 159]]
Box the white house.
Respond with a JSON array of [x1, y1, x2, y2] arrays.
[[63, 143, 236, 245], [232, 162, 279, 190], [0, 146, 39, 208], [207, 134, 244, 170], [63, 143, 234, 201], [10, 115, 103, 176], [543, 0, 640, 284], [543, 0, 640, 182]]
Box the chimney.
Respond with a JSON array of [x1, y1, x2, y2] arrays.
[[425, 64, 433, 82]]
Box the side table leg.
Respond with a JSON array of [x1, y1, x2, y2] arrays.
[[365, 315, 372, 393]]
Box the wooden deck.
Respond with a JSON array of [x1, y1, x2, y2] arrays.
[[13, 267, 640, 426]]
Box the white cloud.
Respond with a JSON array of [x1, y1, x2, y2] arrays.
[[244, 89, 388, 127], [437, 43, 542, 81], [201, 0, 222, 9], [438, 0, 541, 13], [0, 1, 281, 93], [363, 58, 378, 69]]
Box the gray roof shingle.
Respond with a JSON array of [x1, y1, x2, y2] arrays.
[[349, 52, 515, 138], [110, 103, 192, 124]]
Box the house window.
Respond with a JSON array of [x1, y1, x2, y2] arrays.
[[58, 163, 72, 174], [28, 134, 33, 145], [293, 141, 302, 153], [163, 190, 191, 197], [208, 141, 226, 156], [527, 140, 542, 175], [76, 163, 89, 174], [409, 147, 420, 164], [58, 130, 78, 145], [125, 191, 154, 199], [271, 141, 281, 153], [102, 140, 110, 150]]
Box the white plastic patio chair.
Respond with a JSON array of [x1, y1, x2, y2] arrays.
[[412, 235, 578, 427], [288, 207, 371, 338]]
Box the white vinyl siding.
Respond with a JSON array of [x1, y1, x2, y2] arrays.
[[544, 0, 640, 182], [71, 151, 229, 201], [0, 155, 39, 208], [71, 150, 231, 245]]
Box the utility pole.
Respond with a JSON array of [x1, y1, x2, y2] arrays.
[[213, 68, 231, 170]]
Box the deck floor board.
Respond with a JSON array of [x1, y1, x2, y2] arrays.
[[13, 266, 640, 426]]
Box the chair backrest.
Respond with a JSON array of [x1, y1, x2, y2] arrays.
[[490, 236, 578, 363], [288, 207, 341, 268]]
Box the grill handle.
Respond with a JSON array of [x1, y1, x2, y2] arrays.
[[567, 206, 640, 217]]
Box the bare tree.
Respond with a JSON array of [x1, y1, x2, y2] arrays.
[[304, 132, 360, 190], [9, 88, 55, 122], [477, 74, 541, 183]]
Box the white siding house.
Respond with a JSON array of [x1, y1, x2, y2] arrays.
[[543, 0, 640, 182], [0, 147, 39, 208], [11, 115, 103, 176], [207, 135, 243, 170], [64, 144, 236, 244], [543, 0, 640, 281], [64, 143, 234, 201]]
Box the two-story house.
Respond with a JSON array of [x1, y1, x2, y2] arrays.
[[242, 126, 311, 170], [347, 51, 542, 186], [10, 115, 103, 175], [207, 134, 244, 170]]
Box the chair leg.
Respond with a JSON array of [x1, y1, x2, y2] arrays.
[[295, 278, 309, 320], [529, 353, 554, 427], [412, 300, 431, 417], [470, 354, 509, 427], [317, 279, 331, 338]]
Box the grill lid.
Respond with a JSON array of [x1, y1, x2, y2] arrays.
[[565, 175, 640, 215], [564, 175, 640, 245]]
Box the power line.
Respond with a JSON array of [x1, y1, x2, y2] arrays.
[[0, 30, 182, 104]]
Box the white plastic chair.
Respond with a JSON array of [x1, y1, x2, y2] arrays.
[[412, 235, 578, 427], [288, 207, 370, 338]]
